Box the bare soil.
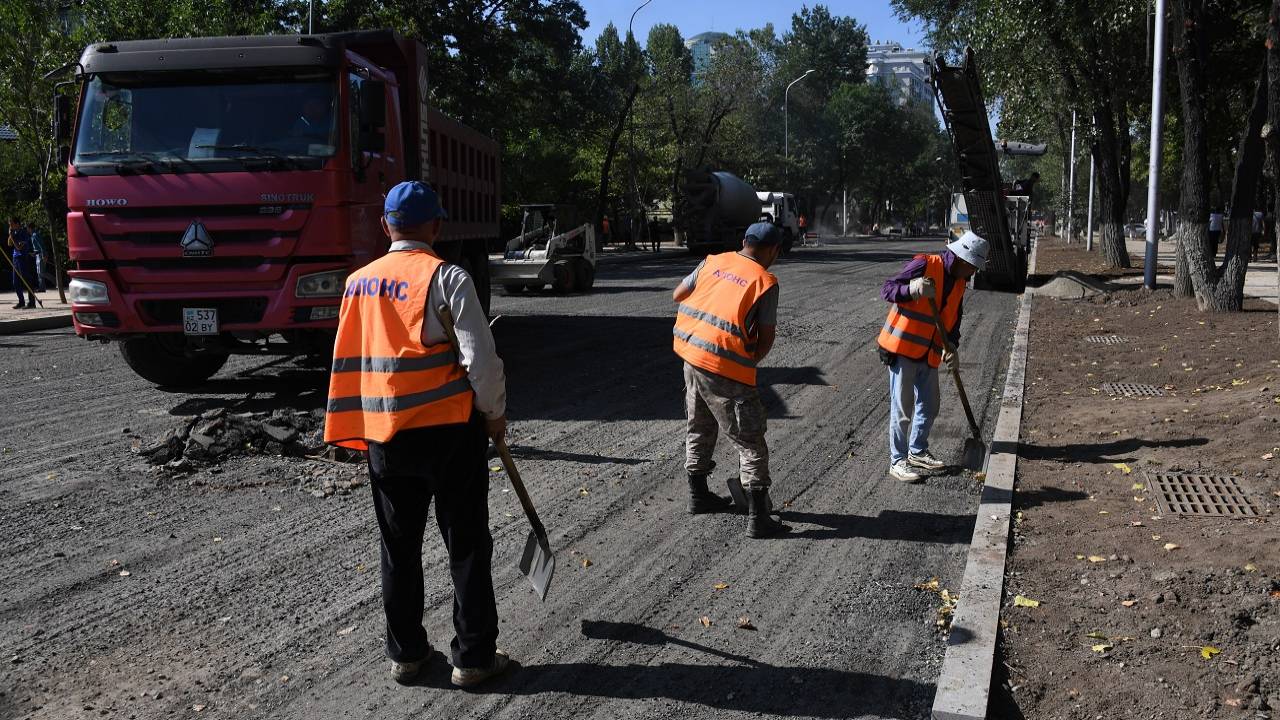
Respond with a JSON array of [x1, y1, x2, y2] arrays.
[[994, 238, 1280, 719]]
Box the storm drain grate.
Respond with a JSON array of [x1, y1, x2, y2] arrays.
[[1150, 473, 1259, 518], [1086, 335, 1130, 345], [1102, 382, 1163, 397]]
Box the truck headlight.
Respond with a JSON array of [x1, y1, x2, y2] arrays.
[[69, 278, 110, 305], [296, 270, 346, 298]]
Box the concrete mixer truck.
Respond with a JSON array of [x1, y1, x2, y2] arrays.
[[677, 167, 781, 254]]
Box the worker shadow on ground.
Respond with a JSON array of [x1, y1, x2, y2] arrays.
[[1006, 436, 1209, 464], [497, 314, 826, 421], [1010, 485, 1090, 509], [779, 509, 974, 544], [457, 620, 931, 717]]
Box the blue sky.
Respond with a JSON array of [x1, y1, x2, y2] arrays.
[[576, 0, 929, 49]]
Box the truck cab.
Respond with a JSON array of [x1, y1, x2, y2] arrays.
[[59, 31, 498, 386], [757, 191, 799, 252]]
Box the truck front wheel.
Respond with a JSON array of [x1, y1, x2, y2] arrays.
[[119, 336, 229, 387]]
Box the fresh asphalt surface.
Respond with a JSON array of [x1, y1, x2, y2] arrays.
[[0, 236, 1018, 720]]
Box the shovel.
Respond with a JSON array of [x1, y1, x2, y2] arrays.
[[493, 438, 555, 601], [434, 303, 555, 601], [925, 296, 987, 471]]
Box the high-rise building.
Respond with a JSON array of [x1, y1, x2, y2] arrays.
[[684, 31, 730, 77], [865, 42, 932, 106]]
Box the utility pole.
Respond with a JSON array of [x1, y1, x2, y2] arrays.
[[1143, 0, 1167, 289], [1086, 149, 1096, 252], [308, 0, 313, 33], [842, 187, 848, 236], [1067, 110, 1077, 242], [626, 0, 654, 251], [784, 69, 815, 186]]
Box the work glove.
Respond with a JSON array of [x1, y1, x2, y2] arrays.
[[941, 348, 959, 373], [908, 276, 936, 300]]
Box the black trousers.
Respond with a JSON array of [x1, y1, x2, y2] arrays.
[[367, 415, 499, 668]]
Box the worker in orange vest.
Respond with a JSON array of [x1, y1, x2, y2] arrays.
[[324, 181, 511, 688], [877, 231, 989, 482], [673, 222, 788, 538]]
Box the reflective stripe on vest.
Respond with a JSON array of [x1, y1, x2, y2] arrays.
[[323, 249, 475, 451], [876, 254, 964, 369], [672, 251, 777, 385]]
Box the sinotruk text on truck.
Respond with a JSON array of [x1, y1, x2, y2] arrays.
[[53, 31, 498, 386]]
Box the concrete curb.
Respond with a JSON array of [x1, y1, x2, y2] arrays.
[[931, 243, 1036, 720], [0, 313, 73, 335]]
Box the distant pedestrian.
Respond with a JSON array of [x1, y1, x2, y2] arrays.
[[7, 217, 37, 309], [672, 221, 788, 538], [323, 181, 511, 688], [1251, 210, 1263, 261], [877, 231, 989, 482], [601, 215, 611, 245], [27, 222, 46, 292], [1209, 208, 1224, 252]]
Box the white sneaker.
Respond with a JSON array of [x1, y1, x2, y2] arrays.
[[908, 451, 946, 471], [889, 460, 923, 483], [451, 649, 510, 688]]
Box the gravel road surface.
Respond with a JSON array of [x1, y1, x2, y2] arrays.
[[0, 237, 1017, 720]]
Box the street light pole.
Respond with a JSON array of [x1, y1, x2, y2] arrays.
[[1143, 0, 1168, 289], [626, 0, 654, 251], [1067, 110, 1077, 242], [784, 69, 815, 186]]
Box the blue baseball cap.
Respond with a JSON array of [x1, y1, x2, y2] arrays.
[[744, 221, 782, 246], [384, 181, 447, 227]]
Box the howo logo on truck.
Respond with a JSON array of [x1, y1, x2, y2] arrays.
[[86, 198, 128, 208], [259, 193, 314, 203]]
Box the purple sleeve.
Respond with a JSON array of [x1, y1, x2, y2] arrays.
[[880, 257, 927, 303]]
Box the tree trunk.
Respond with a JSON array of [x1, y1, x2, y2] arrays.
[[596, 83, 639, 234], [1172, 0, 1210, 298], [1181, 58, 1267, 311], [1091, 107, 1131, 267]]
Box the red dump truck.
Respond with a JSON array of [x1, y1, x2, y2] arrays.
[[54, 30, 499, 386]]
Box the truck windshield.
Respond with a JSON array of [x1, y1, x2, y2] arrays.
[[73, 73, 338, 174]]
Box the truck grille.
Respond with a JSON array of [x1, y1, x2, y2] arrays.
[[110, 230, 292, 245], [138, 298, 268, 326]]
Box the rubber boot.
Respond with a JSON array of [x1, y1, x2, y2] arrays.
[[746, 488, 789, 538], [687, 473, 733, 514]]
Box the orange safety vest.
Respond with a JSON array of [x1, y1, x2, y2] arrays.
[[673, 251, 778, 386], [877, 254, 964, 369], [324, 249, 475, 451]]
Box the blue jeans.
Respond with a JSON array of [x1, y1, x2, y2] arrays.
[[11, 254, 36, 305], [888, 355, 940, 464]]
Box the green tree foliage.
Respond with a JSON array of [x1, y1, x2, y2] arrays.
[[1, 0, 960, 249]]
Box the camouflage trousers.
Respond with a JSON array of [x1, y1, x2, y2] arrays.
[[683, 362, 771, 490]]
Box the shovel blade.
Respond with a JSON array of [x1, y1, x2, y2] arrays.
[[518, 530, 555, 601], [725, 476, 748, 511], [961, 438, 987, 472]]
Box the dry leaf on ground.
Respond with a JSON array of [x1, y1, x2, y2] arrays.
[[913, 578, 940, 592], [1112, 463, 1132, 474], [1087, 555, 1106, 563], [1163, 543, 1180, 551], [699, 616, 712, 628], [713, 582, 729, 591], [581, 557, 593, 568], [736, 616, 756, 630], [1013, 595, 1041, 608], [1121, 600, 1137, 607], [1200, 646, 1221, 660]]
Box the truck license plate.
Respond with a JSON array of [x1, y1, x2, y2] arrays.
[[183, 308, 218, 336]]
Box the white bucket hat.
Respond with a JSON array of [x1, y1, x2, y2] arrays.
[[947, 231, 990, 270]]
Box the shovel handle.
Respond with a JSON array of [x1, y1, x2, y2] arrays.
[[432, 303, 549, 543], [925, 296, 981, 439], [495, 438, 548, 541]]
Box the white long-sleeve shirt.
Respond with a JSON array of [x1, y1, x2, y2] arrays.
[[389, 240, 506, 420]]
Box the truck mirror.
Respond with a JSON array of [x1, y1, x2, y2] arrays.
[[54, 94, 73, 143]]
